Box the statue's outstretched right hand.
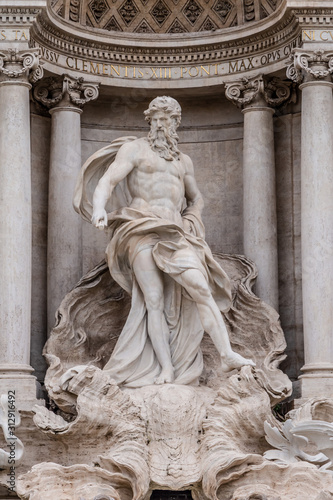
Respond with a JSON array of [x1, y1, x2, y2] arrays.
[[92, 208, 108, 229]]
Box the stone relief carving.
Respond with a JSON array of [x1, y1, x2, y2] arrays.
[[225, 75, 293, 109], [150, 0, 171, 27], [15, 95, 333, 499], [264, 398, 333, 471], [33, 74, 99, 109], [287, 49, 333, 84], [0, 48, 43, 83], [31, 7, 298, 67], [182, 0, 203, 25]]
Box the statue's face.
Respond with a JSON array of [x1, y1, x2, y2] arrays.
[[150, 110, 174, 133]]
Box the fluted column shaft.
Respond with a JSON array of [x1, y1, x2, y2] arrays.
[[0, 49, 43, 406], [242, 104, 278, 309]]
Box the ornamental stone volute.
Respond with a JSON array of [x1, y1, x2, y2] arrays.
[[287, 49, 333, 84], [0, 48, 43, 84], [225, 74, 292, 109], [33, 74, 99, 110]]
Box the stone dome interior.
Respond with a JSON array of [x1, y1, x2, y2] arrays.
[[50, 0, 281, 34]]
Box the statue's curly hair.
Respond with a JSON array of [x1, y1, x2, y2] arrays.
[[144, 96, 181, 127]]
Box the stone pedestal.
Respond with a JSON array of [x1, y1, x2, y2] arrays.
[[33, 75, 99, 333], [0, 49, 43, 409], [288, 50, 333, 399], [225, 76, 291, 311]]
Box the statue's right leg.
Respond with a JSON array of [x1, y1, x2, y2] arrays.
[[132, 248, 174, 384]]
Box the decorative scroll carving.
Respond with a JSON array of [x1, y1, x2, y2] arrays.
[[244, 0, 255, 21], [0, 49, 43, 83], [287, 50, 333, 84], [225, 74, 292, 109], [33, 75, 99, 110], [264, 398, 333, 471], [69, 0, 81, 22]]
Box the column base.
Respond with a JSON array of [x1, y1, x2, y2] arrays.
[[0, 364, 43, 411], [298, 363, 333, 400]]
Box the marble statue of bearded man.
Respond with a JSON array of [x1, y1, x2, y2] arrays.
[[74, 96, 254, 387]]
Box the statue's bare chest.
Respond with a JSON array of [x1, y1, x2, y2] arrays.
[[127, 148, 185, 205]]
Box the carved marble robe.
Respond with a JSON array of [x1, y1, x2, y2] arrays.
[[74, 137, 232, 387]]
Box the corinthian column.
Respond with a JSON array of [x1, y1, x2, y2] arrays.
[[33, 76, 99, 333], [225, 76, 291, 310], [287, 50, 333, 399], [0, 49, 43, 407]]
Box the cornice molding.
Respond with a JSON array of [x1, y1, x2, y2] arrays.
[[0, 3, 46, 25], [30, 2, 299, 67]]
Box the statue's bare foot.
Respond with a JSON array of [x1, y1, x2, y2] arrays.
[[221, 352, 256, 372], [154, 368, 174, 385]]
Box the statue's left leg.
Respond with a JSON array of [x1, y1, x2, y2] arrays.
[[176, 269, 255, 371]]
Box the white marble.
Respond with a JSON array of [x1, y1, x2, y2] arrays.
[[0, 79, 37, 406], [74, 96, 255, 384], [242, 104, 279, 310], [0, 48, 44, 408], [47, 106, 83, 333], [299, 80, 333, 399]]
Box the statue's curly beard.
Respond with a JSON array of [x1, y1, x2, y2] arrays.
[[148, 125, 180, 161]]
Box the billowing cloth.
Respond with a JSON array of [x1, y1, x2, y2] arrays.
[[102, 207, 232, 387], [74, 137, 232, 387]]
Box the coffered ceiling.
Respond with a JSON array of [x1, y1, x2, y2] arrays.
[[50, 0, 281, 34]]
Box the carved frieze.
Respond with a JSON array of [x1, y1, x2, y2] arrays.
[[0, 48, 43, 83], [225, 74, 292, 108], [33, 74, 99, 109], [30, 6, 298, 71], [287, 49, 333, 84]]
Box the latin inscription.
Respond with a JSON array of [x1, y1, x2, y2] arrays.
[[36, 37, 299, 81], [0, 29, 29, 41], [302, 30, 333, 42]]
